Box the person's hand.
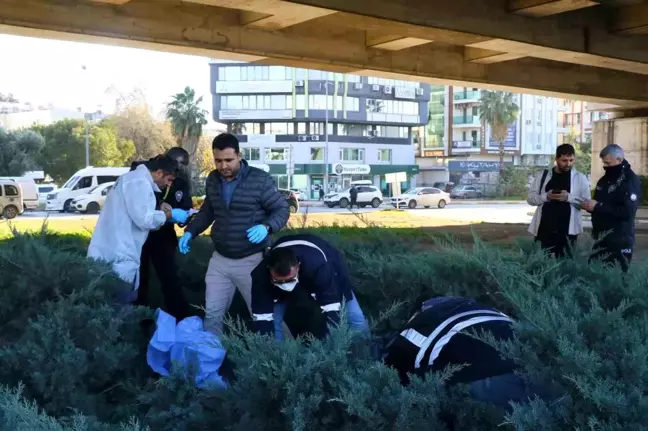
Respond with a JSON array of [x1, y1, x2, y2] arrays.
[[170, 209, 189, 224], [548, 190, 569, 202], [178, 232, 193, 254], [247, 225, 269, 244], [160, 202, 172, 213], [581, 199, 598, 212]]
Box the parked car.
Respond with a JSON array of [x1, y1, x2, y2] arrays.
[[433, 181, 455, 193], [37, 184, 57, 205], [278, 188, 299, 213], [0, 177, 40, 210], [71, 182, 115, 214], [0, 180, 24, 220], [323, 184, 383, 209], [450, 185, 483, 199], [289, 188, 307, 201], [391, 187, 450, 209], [46, 166, 129, 212]]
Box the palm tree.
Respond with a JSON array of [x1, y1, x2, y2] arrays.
[[479, 91, 520, 175], [166, 87, 208, 177], [231, 122, 247, 134]]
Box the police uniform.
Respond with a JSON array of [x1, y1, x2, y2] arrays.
[[591, 160, 640, 272], [131, 161, 193, 319]]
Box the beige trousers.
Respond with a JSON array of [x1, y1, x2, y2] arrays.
[[204, 250, 263, 335]]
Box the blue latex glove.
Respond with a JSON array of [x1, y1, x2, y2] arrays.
[[170, 209, 189, 224], [178, 232, 193, 254], [246, 225, 268, 244]]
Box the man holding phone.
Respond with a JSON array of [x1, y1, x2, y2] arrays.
[[527, 144, 591, 257]]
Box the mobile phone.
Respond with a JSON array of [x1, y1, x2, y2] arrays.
[[552, 189, 561, 194]]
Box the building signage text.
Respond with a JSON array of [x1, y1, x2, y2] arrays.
[[394, 87, 416, 100], [331, 163, 371, 175], [448, 161, 501, 172]]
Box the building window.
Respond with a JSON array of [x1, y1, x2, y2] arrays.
[[377, 149, 392, 162], [367, 99, 418, 115], [311, 122, 334, 135], [266, 123, 292, 134], [338, 124, 369, 136], [347, 74, 361, 83], [339, 148, 365, 162], [345, 97, 359, 111], [368, 77, 419, 88], [221, 95, 292, 110], [241, 147, 261, 161], [310, 147, 325, 161], [297, 122, 307, 134], [296, 95, 306, 110], [375, 126, 408, 138], [265, 148, 288, 161]]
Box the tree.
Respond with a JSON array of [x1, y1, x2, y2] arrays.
[[565, 128, 591, 175], [33, 119, 86, 184], [78, 123, 135, 168], [231, 123, 246, 134], [0, 128, 44, 176], [0, 93, 18, 103], [479, 91, 520, 175], [166, 87, 208, 176], [108, 105, 176, 162]]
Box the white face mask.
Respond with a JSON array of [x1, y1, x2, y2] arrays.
[[274, 277, 299, 292]]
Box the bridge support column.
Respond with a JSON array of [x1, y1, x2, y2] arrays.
[[591, 110, 648, 182]]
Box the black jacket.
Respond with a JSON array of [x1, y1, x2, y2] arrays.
[[251, 234, 354, 337], [185, 161, 289, 259], [384, 297, 517, 385], [591, 160, 641, 249]]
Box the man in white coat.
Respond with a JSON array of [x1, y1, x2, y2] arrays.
[[527, 144, 590, 257], [88, 155, 189, 302]]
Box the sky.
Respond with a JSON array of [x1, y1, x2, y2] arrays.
[[0, 34, 215, 119]]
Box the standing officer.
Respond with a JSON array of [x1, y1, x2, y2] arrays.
[[582, 144, 641, 272], [179, 133, 290, 335], [250, 233, 370, 340], [135, 147, 193, 319]]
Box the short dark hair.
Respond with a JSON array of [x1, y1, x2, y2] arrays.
[[212, 133, 240, 153], [266, 247, 299, 277], [145, 155, 179, 176], [555, 144, 575, 158]]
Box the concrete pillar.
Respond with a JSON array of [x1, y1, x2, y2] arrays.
[[591, 113, 648, 182]]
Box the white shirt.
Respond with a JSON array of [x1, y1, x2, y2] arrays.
[[527, 167, 591, 236], [88, 164, 167, 289]]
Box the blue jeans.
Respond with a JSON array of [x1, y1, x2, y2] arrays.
[[273, 294, 370, 341]]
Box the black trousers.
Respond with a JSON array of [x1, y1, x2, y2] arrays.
[[136, 228, 192, 320], [535, 231, 577, 258], [350, 196, 357, 208], [591, 244, 633, 273]]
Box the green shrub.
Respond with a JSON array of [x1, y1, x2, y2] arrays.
[[1, 225, 647, 430]]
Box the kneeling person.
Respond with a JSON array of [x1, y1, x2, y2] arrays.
[[251, 234, 370, 340], [384, 296, 543, 410]]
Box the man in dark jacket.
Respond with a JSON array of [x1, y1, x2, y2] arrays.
[[383, 296, 545, 411], [132, 147, 193, 319], [349, 185, 358, 209], [250, 234, 370, 340], [582, 144, 640, 272], [179, 133, 290, 334]]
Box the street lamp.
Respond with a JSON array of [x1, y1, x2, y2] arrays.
[[81, 65, 90, 167], [323, 79, 332, 193]]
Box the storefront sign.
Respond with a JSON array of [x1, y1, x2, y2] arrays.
[[423, 150, 445, 157], [448, 161, 501, 172], [331, 163, 371, 175], [394, 87, 416, 100], [219, 109, 292, 120], [488, 123, 517, 148], [216, 81, 292, 94], [249, 163, 270, 172], [247, 134, 276, 144], [385, 172, 407, 183]]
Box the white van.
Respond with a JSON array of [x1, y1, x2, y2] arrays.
[[46, 166, 129, 212], [0, 177, 39, 210]]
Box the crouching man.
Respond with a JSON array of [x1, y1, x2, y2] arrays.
[[383, 296, 546, 410], [88, 155, 188, 303], [250, 234, 370, 340]]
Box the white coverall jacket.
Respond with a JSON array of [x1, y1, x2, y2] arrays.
[[88, 164, 167, 294]]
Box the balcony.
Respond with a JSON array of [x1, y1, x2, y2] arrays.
[[452, 140, 480, 150], [454, 91, 481, 103], [452, 115, 481, 126]]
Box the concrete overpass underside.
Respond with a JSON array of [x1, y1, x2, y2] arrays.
[[1, 0, 648, 107]]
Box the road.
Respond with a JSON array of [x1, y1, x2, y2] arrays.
[[22, 202, 537, 225]]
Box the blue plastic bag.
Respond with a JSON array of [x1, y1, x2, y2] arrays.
[[147, 309, 228, 389]]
